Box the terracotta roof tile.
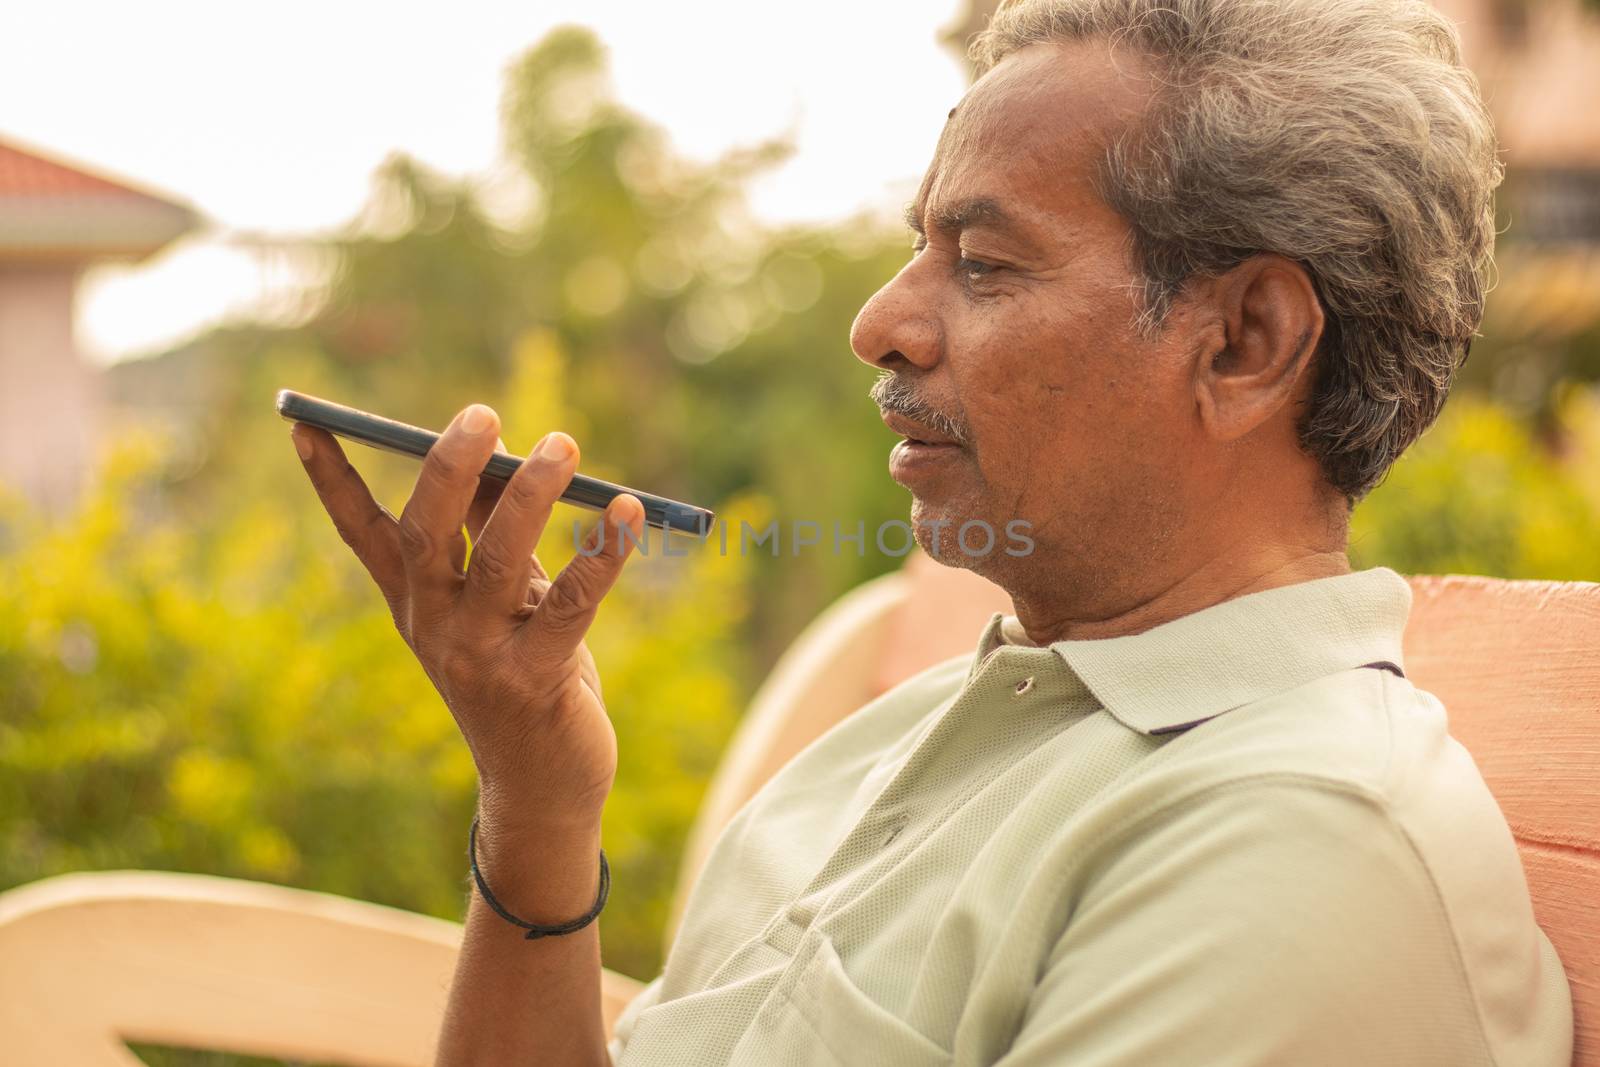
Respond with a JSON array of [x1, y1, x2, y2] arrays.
[[0, 136, 199, 258], [0, 136, 184, 207]]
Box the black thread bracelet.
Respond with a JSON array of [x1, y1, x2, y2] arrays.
[[468, 815, 609, 940]]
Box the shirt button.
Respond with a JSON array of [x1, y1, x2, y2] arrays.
[[1014, 676, 1035, 696]]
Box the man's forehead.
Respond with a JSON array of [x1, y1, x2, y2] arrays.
[[910, 39, 1153, 232]]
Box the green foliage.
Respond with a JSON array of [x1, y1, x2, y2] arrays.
[[0, 412, 750, 984], [127, 1044, 335, 1067], [9, 26, 908, 1009], [1352, 388, 1600, 580]]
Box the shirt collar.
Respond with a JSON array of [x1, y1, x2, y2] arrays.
[[971, 566, 1412, 736]]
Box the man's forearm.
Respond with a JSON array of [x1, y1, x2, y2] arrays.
[[435, 817, 610, 1066], [292, 413, 638, 1064]]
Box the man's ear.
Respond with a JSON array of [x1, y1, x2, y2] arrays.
[[1193, 253, 1323, 443]]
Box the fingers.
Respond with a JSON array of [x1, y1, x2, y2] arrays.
[[291, 423, 406, 607], [465, 437, 509, 544], [468, 437, 550, 585], [398, 404, 503, 620], [462, 432, 581, 616], [520, 493, 645, 664]]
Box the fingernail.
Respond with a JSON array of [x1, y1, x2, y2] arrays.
[[610, 494, 641, 525], [292, 427, 313, 460], [535, 432, 575, 461], [461, 404, 496, 435]]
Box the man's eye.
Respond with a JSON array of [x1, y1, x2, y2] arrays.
[[958, 256, 998, 279]]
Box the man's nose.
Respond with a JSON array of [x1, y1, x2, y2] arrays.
[[849, 260, 942, 372]]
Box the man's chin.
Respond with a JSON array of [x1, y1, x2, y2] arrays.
[[906, 499, 985, 567]]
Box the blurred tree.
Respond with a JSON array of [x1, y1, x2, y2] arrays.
[[1352, 389, 1600, 579], [7, 27, 918, 1035], [139, 26, 915, 666]]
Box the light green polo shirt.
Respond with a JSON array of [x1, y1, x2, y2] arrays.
[[608, 566, 1573, 1065]]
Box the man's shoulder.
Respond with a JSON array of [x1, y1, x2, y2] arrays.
[[1116, 667, 1528, 911], [1090, 670, 1567, 1067], [1148, 665, 1454, 805], [1083, 666, 1522, 876]]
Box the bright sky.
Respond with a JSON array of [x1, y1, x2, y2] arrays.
[[1, 0, 969, 365]]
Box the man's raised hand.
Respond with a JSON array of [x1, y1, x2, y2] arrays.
[[290, 403, 644, 832]]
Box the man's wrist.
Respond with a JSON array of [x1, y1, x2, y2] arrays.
[[471, 807, 605, 926]]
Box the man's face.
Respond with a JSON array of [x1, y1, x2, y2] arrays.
[[852, 39, 1211, 587]]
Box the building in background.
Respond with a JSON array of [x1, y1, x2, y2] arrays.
[[0, 136, 197, 513]]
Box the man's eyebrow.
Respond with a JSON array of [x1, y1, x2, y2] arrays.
[[902, 197, 1021, 237], [902, 201, 926, 235]]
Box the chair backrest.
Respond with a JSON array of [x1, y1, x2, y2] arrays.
[[0, 869, 647, 1064], [674, 553, 1600, 1064], [0, 870, 462, 1065], [1404, 574, 1600, 1065]]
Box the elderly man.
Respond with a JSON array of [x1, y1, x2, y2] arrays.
[[291, 0, 1574, 1063]]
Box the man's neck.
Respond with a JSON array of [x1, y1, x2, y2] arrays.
[[1007, 548, 1353, 646]]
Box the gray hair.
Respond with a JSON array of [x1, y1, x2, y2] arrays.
[[971, 0, 1503, 504]]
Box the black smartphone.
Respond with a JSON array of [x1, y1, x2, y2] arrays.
[[277, 389, 714, 536]]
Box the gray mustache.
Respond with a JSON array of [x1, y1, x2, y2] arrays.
[[869, 372, 972, 446]]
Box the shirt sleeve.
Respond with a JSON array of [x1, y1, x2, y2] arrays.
[[991, 778, 1498, 1067]]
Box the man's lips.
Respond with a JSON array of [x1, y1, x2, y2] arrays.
[[880, 410, 962, 448]]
